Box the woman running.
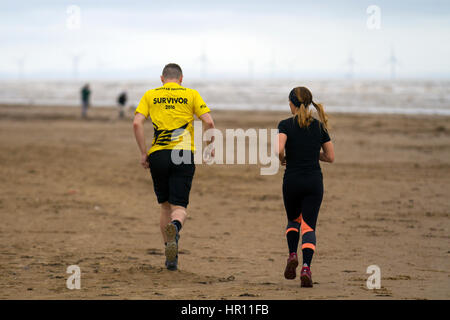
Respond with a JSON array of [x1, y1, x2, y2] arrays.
[[277, 86, 334, 287]]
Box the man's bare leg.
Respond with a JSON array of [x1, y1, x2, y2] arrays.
[[170, 204, 187, 226], [160, 202, 171, 243]]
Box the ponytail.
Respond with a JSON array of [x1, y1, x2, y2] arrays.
[[312, 101, 329, 131], [290, 87, 329, 131], [295, 103, 313, 128]]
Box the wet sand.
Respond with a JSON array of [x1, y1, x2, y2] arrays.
[[0, 104, 449, 299]]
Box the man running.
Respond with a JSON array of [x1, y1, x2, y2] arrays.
[[133, 63, 215, 271]]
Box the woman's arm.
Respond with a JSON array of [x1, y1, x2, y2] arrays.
[[277, 133, 287, 165], [320, 141, 335, 163]]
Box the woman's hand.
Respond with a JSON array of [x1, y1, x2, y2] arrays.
[[277, 133, 287, 166], [279, 154, 286, 166]]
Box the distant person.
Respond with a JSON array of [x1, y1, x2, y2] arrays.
[[80, 84, 91, 119], [277, 86, 334, 287], [133, 63, 215, 271], [117, 91, 127, 119]]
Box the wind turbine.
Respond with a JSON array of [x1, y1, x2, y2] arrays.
[[345, 51, 356, 79], [248, 58, 255, 80], [269, 52, 276, 79], [96, 56, 108, 77], [16, 56, 26, 80], [387, 46, 399, 80], [197, 47, 208, 78], [286, 58, 296, 80], [69, 53, 83, 79]]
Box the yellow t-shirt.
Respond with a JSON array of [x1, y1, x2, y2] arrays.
[[135, 82, 211, 155]]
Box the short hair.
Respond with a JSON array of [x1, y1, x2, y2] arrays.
[[162, 63, 183, 79]]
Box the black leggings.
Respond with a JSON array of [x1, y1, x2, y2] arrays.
[[283, 172, 323, 252]]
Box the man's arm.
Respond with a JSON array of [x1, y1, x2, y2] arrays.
[[133, 113, 149, 168], [199, 112, 215, 157], [199, 112, 215, 133]]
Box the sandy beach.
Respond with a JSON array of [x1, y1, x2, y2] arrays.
[[0, 104, 449, 299]]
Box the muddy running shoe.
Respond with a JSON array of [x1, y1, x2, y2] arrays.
[[300, 265, 313, 287], [284, 252, 299, 280], [165, 255, 178, 271], [164, 223, 179, 271]]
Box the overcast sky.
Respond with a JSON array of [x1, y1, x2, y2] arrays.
[[1, 0, 449, 80]]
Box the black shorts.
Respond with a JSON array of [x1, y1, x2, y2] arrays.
[[148, 149, 195, 208]]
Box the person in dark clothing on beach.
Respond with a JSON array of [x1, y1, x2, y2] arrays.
[[117, 91, 127, 119], [81, 84, 91, 119]]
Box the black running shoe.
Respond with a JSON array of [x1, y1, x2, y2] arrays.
[[165, 255, 178, 271], [164, 223, 179, 271]]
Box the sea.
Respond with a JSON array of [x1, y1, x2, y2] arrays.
[[1, 79, 449, 115]]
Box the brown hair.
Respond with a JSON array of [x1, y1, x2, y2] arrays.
[[162, 63, 183, 79], [290, 87, 329, 131]]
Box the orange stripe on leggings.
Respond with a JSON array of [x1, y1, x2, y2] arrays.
[[301, 243, 316, 251], [285, 228, 299, 234], [300, 217, 314, 236]]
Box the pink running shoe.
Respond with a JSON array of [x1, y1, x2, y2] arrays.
[[284, 253, 299, 280], [300, 265, 313, 287]]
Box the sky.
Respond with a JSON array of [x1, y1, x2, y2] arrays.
[[0, 0, 449, 80]]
